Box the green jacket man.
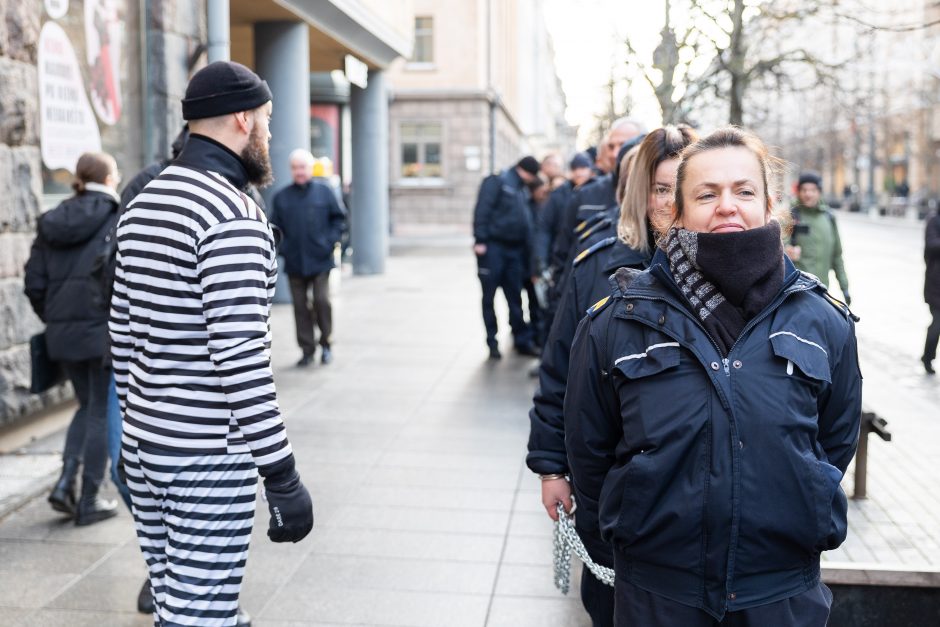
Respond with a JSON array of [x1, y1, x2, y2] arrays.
[[786, 171, 850, 303]]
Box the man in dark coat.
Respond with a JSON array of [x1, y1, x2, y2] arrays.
[[923, 211, 940, 374], [271, 149, 347, 366], [473, 156, 541, 359]]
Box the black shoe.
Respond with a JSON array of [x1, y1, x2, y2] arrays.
[[297, 353, 314, 367], [924, 357, 936, 375], [321, 347, 333, 365], [137, 578, 154, 614], [515, 343, 541, 357], [74, 484, 118, 526], [488, 346, 502, 360], [237, 607, 251, 627], [48, 457, 80, 516]]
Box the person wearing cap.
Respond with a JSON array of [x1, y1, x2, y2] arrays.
[[109, 61, 314, 627], [550, 119, 646, 274], [472, 156, 541, 359], [271, 149, 347, 367], [923, 209, 940, 374], [786, 171, 851, 304]]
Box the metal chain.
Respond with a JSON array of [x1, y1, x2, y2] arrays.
[[553, 503, 616, 594]]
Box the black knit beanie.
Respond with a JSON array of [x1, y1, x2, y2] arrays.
[[182, 61, 273, 120], [797, 171, 823, 190], [517, 156, 540, 176]]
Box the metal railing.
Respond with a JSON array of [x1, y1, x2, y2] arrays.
[[852, 410, 892, 500]]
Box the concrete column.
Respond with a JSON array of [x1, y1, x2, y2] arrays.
[[350, 69, 389, 275], [207, 0, 230, 62], [254, 21, 310, 301]]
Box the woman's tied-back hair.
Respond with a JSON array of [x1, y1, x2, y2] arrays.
[[653, 126, 789, 244], [72, 152, 117, 193], [617, 125, 698, 254]]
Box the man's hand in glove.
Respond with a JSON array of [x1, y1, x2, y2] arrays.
[[261, 456, 314, 543]]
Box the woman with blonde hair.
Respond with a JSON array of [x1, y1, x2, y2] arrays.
[[25, 151, 122, 525], [566, 127, 861, 625], [527, 125, 697, 627]]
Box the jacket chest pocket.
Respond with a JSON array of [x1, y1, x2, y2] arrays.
[[611, 340, 708, 450], [769, 331, 831, 419]]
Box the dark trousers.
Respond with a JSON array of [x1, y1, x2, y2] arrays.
[[477, 242, 531, 349], [581, 568, 615, 627], [62, 360, 110, 490], [924, 306, 940, 363], [614, 578, 832, 627], [524, 278, 546, 347], [289, 272, 332, 356]]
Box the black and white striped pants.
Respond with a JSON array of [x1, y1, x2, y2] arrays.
[[122, 435, 258, 627]]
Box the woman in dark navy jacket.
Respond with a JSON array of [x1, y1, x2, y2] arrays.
[[527, 127, 697, 627], [565, 127, 862, 626]]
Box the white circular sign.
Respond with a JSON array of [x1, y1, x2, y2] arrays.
[[45, 0, 69, 20]]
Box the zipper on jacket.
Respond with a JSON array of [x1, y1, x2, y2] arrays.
[[722, 358, 730, 376]]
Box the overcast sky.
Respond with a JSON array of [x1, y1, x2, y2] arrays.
[[543, 0, 668, 135]]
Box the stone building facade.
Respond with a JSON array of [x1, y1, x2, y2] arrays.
[[385, 0, 574, 233], [0, 0, 206, 427]]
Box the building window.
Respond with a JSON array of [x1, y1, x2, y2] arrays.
[[412, 16, 433, 63], [400, 122, 443, 180]]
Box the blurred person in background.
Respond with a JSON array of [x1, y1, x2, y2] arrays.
[[272, 149, 348, 367], [785, 171, 851, 304], [24, 151, 122, 526], [923, 209, 940, 374], [473, 156, 541, 359]]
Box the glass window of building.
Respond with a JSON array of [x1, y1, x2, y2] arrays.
[[413, 16, 433, 64], [400, 122, 443, 180]]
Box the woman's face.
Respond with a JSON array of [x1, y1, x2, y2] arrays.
[[648, 157, 679, 219], [678, 147, 768, 234]]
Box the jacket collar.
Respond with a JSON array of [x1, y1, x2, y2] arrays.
[[83, 182, 120, 204], [502, 167, 523, 189], [622, 248, 806, 308], [603, 239, 650, 273], [175, 134, 249, 189]]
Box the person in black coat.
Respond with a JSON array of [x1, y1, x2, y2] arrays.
[[473, 156, 541, 359], [271, 149, 347, 367], [923, 211, 940, 374], [566, 127, 862, 626], [24, 152, 121, 526], [526, 126, 696, 627]]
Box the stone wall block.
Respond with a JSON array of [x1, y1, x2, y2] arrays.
[[0, 144, 12, 229], [0, 279, 42, 353], [0, 58, 39, 146], [0, 0, 40, 64], [12, 146, 40, 231], [0, 232, 33, 280]]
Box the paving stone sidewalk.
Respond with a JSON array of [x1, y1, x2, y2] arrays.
[[0, 231, 936, 626]]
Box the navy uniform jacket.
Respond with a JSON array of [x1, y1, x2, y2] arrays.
[[472, 168, 533, 247], [550, 174, 616, 271], [527, 235, 649, 563], [271, 180, 347, 277], [565, 250, 862, 619], [535, 180, 574, 270]]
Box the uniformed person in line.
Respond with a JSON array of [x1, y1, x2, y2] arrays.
[[526, 127, 696, 627], [473, 156, 541, 359], [549, 118, 646, 274]]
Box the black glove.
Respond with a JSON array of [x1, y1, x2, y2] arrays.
[[262, 457, 314, 543]]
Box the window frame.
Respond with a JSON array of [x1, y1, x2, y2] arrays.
[[397, 120, 445, 187]]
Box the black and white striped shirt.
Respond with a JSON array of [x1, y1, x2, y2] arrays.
[[109, 136, 291, 471]]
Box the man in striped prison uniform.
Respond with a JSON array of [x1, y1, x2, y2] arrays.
[[109, 61, 314, 627]]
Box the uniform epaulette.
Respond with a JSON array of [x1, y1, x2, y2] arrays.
[[578, 217, 612, 242], [821, 290, 859, 322], [574, 219, 589, 234], [573, 236, 616, 267], [586, 295, 613, 318]]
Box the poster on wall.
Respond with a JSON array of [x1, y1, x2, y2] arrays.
[[84, 0, 123, 125], [39, 0, 141, 200], [38, 21, 102, 172]]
